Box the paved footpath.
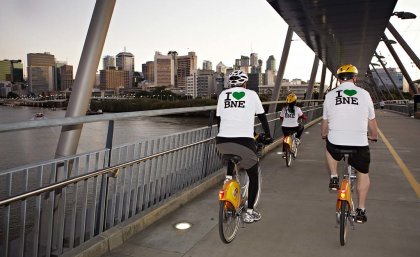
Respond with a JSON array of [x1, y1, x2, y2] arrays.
[[103, 110, 420, 257]]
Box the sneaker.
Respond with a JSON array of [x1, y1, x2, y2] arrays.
[[224, 175, 232, 184], [250, 209, 261, 221], [329, 176, 339, 190], [355, 208, 367, 223], [243, 209, 261, 223], [296, 138, 301, 145]]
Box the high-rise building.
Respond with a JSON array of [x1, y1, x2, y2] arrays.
[[154, 51, 174, 87], [250, 53, 258, 67], [11, 60, 24, 83], [57, 64, 73, 91], [27, 52, 56, 94], [142, 61, 154, 82], [116, 51, 135, 87], [0, 60, 12, 81], [103, 55, 116, 70], [99, 68, 128, 91], [203, 60, 212, 70], [248, 73, 263, 93], [240, 55, 250, 74], [216, 62, 227, 74], [176, 52, 197, 90], [0, 60, 24, 82], [372, 67, 403, 90], [266, 55, 276, 72]]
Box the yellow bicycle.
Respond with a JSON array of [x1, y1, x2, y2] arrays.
[[335, 150, 357, 246], [283, 131, 299, 167], [218, 154, 261, 243]]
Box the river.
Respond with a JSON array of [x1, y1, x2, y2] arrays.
[[0, 106, 209, 171]]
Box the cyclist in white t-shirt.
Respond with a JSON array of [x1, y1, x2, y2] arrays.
[[216, 70, 273, 223], [321, 64, 378, 223], [280, 93, 307, 153]]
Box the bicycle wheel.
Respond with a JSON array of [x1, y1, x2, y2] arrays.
[[253, 166, 262, 208], [293, 140, 298, 158], [339, 200, 349, 246], [219, 201, 240, 243], [285, 148, 292, 167]]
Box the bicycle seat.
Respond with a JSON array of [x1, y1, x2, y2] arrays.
[[222, 154, 242, 164]]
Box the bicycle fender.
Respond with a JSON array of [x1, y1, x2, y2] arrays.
[[336, 180, 353, 211], [283, 136, 293, 149], [219, 180, 241, 209]]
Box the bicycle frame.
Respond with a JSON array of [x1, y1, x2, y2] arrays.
[[336, 159, 355, 212]]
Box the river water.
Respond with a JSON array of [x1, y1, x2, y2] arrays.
[[0, 106, 209, 171]]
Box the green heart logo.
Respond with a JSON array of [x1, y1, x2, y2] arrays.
[[232, 91, 245, 100], [344, 89, 357, 96]]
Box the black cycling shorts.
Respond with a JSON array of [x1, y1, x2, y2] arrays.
[[326, 139, 371, 174]]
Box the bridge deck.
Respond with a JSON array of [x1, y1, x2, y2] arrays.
[[102, 110, 420, 257]]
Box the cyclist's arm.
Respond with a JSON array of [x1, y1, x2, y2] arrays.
[[321, 119, 328, 139], [368, 118, 378, 141], [257, 113, 271, 137], [216, 115, 221, 131]]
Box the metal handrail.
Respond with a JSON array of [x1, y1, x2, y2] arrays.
[[0, 137, 214, 206], [0, 100, 323, 133]]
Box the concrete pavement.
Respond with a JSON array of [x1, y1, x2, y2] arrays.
[[101, 110, 420, 257]]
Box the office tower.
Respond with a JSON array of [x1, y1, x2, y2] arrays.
[[186, 70, 197, 98], [27, 52, 56, 94], [142, 61, 154, 82], [176, 52, 197, 90], [234, 59, 241, 70], [0, 60, 24, 83], [240, 55, 250, 74], [103, 55, 116, 70], [0, 60, 12, 81], [154, 51, 174, 87], [116, 51, 135, 87], [372, 67, 403, 90], [250, 53, 258, 67], [216, 62, 227, 74], [203, 60, 212, 70], [99, 68, 128, 91], [266, 55, 276, 72], [248, 73, 263, 93], [56, 63, 73, 91]]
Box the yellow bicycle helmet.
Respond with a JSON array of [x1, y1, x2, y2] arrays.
[[337, 64, 358, 81], [286, 93, 297, 103]]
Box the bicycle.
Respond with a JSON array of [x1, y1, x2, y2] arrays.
[[335, 150, 358, 246], [218, 154, 262, 243], [283, 131, 299, 167]]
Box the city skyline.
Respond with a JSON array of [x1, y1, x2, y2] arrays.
[[1, 0, 420, 82]]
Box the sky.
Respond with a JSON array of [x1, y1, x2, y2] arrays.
[[1, 0, 420, 82]]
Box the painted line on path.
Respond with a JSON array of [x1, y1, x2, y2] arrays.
[[378, 129, 420, 198]]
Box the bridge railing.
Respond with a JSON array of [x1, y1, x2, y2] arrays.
[[0, 100, 323, 257], [382, 100, 414, 116]]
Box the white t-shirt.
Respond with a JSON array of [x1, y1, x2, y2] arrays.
[[280, 106, 303, 127], [216, 87, 265, 138], [323, 82, 375, 146]]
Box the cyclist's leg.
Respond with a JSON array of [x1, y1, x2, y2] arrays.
[[246, 163, 259, 209], [349, 146, 371, 210], [297, 124, 304, 139], [326, 140, 342, 189]]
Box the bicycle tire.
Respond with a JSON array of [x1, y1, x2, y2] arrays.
[[285, 148, 292, 167], [339, 200, 349, 246], [219, 201, 240, 243], [293, 141, 298, 158]]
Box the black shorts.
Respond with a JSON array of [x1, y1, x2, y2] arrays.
[[326, 140, 371, 173]]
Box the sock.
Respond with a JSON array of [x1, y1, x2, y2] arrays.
[[331, 174, 338, 178], [247, 209, 253, 214]]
